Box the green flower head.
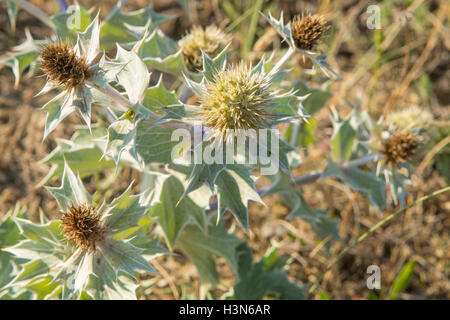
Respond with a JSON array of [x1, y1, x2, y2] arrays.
[[201, 62, 274, 135]]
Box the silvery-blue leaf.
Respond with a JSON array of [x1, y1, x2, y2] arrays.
[[45, 162, 92, 210]]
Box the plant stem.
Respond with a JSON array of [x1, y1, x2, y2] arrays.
[[268, 46, 296, 78], [307, 185, 450, 297], [87, 80, 131, 111], [208, 154, 384, 211], [178, 83, 192, 104], [10, 0, 54, 28], [86, 80, 188, 130], [266, 154, 384, 194], [289, 122, 301, 146]]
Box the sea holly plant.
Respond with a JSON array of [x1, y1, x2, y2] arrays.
[[2, 164, 163, 299], [0, 2, 437, 300]]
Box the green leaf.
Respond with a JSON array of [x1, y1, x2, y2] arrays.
[[39, 125, 115, 183], [176, 224, 244, 285], [113, 44, 150, 104], [145, 52, 184, 76], [99, 238, 154, 279], [216, 167, 263, 230], [139, 29, 184, 75], [104, 117, 138, 167], [13, 219, 62, 244], [0, 30, 40, 87], [294, 81, 331, 115], [261, 12, 291, 42], [135, 121, 180, 164], [331, 117, 356, 163], [149, 175, 206, 249], [143, 75, 180, 109], [77, 14, 100, 63], [42, 91, 75, 140], [6, 239, 62, 267], [100, 5, 173, 49], [6, 1, 18, 32], [45, 163, 92, 211], [201, 46, 228, 82], [13, 260, 50, 283], [286, 192, 340, 247], [105, 184, 150, 234], [183, 162, 226, 196], [0, 212, 24, 289], [51, 3, 92, 41], [25, 277, 60, 300], [233, 243, 306, 300], [322, 161, 386, 209], [385, 169, 408, 206], [72, 86, 94, 130], [298, 119, 317, 148], [388, 261, 416, 300]]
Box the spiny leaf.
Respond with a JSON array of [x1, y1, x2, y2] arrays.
[[322, 160, 386, 209], [105, 185, 150, 234], [39, 125, 115, 183], [100, 4, 173, 49], [139, 28, 184, 75], [233, 243, 306, 300], [143, 75, 180, 108], [0, 30, 40, 87], [176, 224, 244, 284], [45, 163, 92, 211], [148, 175, 206, 249], [42, 91, 75, 140], [331, 116, 356, 163], [113, 44, 150, 104], [51, 2, 92, 41], [216, 167, 263, 230]]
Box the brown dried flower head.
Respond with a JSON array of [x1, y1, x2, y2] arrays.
[[291, 14, 327, 51], [40, 41, 91, 90], [382, 131, 419, 165], [201, 62, 273, 138], [179, 25, 231, 72], [61, 204, 107, 252]]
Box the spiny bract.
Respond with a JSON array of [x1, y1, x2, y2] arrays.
[[291, 14, 327, 51], [201, 62, 274, 137], [40, 41, 91, 90], [179, 25, 230, 72], [61, 204, 107, 252]]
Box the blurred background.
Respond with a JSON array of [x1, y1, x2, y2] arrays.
[[0, 0, 449, 299]]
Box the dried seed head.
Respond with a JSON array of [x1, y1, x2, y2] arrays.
[[382, 131, 419, 165], [201, 62, 273, 137], [179, 25, 231, 72], [61, 204, 107, 252], [384, 106, 433, 131], [291, 14, 327, 51], [40, 41, 91, 90]]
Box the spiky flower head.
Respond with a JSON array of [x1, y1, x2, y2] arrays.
[[381, 131, 419, 165], [200, 62, 274, 138], [384, 106, 433, 131], [291, 14, 327, 51], [5, 164, 161, 299], [61, 204, 107, 252], [179, 25, 231, 72], [40, 41, 91, 91]]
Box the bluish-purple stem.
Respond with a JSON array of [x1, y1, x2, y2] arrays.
[[57, 0, 68, 12]]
